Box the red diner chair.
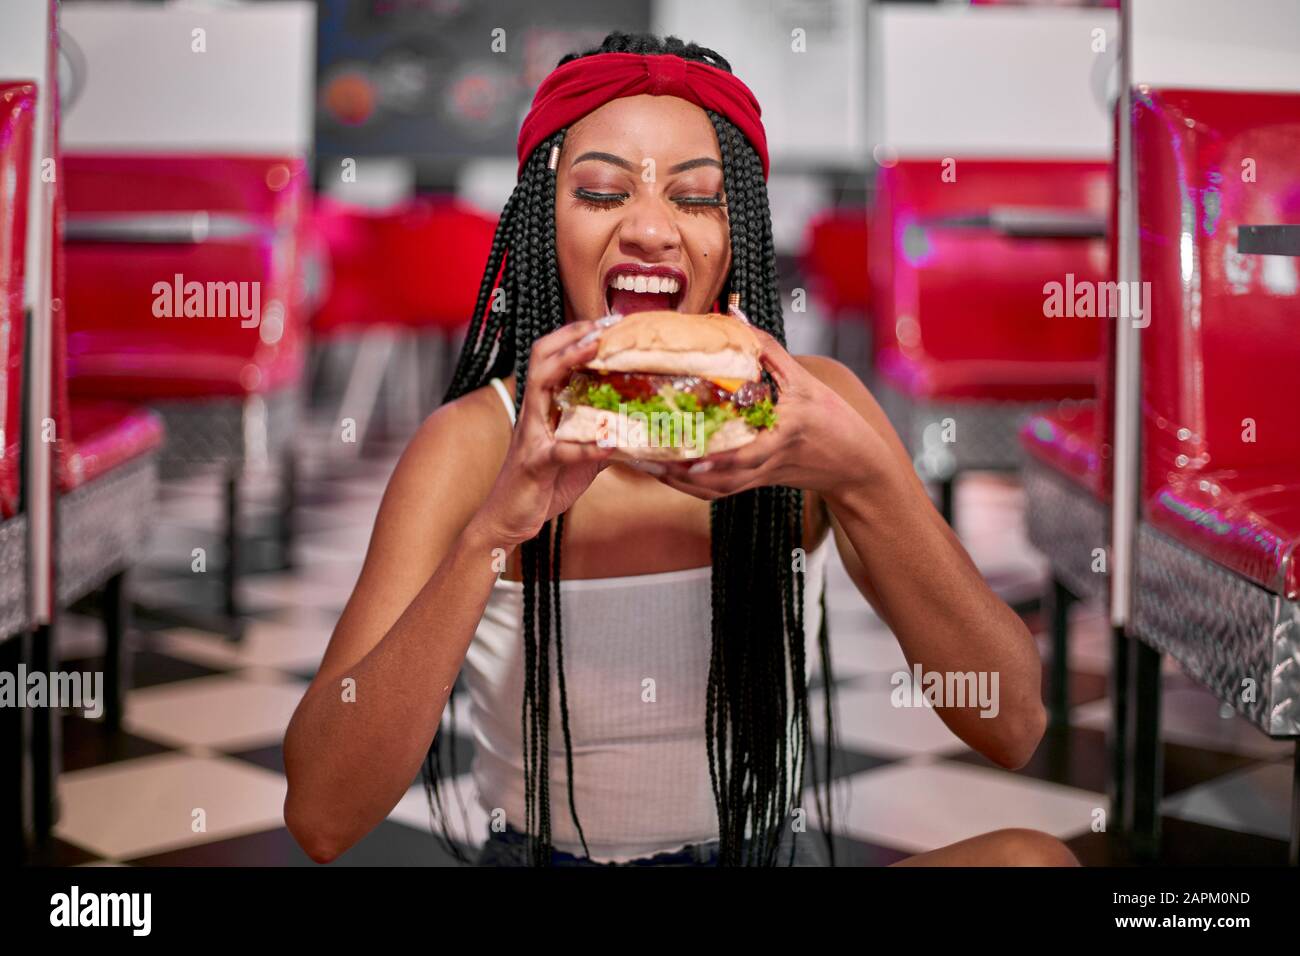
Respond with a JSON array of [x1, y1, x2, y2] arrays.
[[0, 82, 36, 866], [800, 208, 871, 372], [379, 196, 497, 401], [20, 76, 167, 846], [869, 159, 1110, 526], [61, 154, 310, 624], [1126, 89, 1300, 864], [309, 195, 496, 449]]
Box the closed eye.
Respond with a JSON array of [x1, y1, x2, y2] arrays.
[[571, 188, 727, 212], [674, 193, 726, 209], [572, 187, 627, 208]]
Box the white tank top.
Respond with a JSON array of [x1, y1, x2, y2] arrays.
[[460, 377, 834, 862]]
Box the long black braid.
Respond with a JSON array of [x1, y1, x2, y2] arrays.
[[424, 31, 840, 867]]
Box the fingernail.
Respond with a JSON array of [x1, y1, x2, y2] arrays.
[[628, 459, 665, 475], [687, 461, 713, 474], [596, 313, 624, 327], [578, 329, 601, 346]]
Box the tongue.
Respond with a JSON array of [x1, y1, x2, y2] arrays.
[[609, 289, 676, 315]]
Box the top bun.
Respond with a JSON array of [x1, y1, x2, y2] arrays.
[[587, 310, 762, 380]]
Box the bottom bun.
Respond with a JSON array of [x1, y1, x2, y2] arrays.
[[554, 404, 757, 461]]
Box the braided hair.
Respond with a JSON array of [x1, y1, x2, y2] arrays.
[[424, 31, 839, 867]]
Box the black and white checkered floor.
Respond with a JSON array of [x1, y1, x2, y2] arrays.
[[30, 444, 1297, 866]]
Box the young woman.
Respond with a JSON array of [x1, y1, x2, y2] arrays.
[[283, 32, 1078, 867]]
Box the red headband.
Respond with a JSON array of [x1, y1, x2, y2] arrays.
[[516, 52, 769, 180]]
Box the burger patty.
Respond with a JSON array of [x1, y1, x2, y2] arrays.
[[567, 369, 772, 409]]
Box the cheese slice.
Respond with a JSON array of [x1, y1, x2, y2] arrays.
[[709, 377, 746, 393]]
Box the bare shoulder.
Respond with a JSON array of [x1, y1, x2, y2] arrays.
[[383, 380, 513, 517], [794, 353, 865, 396], [356, 378, 514, 585]]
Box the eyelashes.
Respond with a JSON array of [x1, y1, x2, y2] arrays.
[[676, 194, 727, 209], [571, 188, 726, 212], [571, 188, 625, 209]]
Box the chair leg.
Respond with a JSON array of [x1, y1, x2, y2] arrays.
[[938, 476, 956, 528], [1108, 625, 1129, 843], [1046, 576, 1075, 729], [224, 464, 241, 624], [0, 630, 34, 864], [29, 622, 60, 841], [1124, 636, 1163, 861], [335, 329, 397, 458], [1289, 741, 1299, 867], [276, 448, 296, 572], [103, 571, 129, 732]]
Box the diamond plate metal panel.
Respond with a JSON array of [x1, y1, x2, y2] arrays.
[[1022, 460, 1109, 602], [0, 514, 28, 639], [1133, 524, 1300, 738], [874, 381, 1058, 479], [152, 388, 299, 476], [56, 455, 159, 605]]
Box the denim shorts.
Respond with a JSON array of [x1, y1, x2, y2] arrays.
[[475, 823, 829, 867]]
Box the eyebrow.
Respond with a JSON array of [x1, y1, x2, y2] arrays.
[[570, 151, 636, 172], [569, 152, 723, 175], [668, 157, 722, 174]]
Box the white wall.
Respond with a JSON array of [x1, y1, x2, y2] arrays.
[[1131, 0, 1300, 91], [868, 5, 1117, 159], [654, 0, 869, 170], [60, 0, 316, 154]]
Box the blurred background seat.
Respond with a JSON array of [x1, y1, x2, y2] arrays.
[[871, 159, 1109, 525], [0, 80, 36, 867], [309, 195, 496, 452], [800, 208, 871, 372]]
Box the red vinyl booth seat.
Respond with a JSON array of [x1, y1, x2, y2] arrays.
[[801, 209, 870, 317], [377, 198, 497, 333], [59, 403, 164, 492], [871, 159, 1109, 401], [1148, 468, 1300, 601], [61, 155, 309, 401], [1136, 88, 1300, 600], [0, 83, 35, 519], [311, 195, 497, 338], [309, 197, 393, 338], [1020, 403, 1108, 500], [51, 154, 166, 491]]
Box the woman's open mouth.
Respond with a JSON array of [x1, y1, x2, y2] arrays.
[[603, 264, 687, 315]]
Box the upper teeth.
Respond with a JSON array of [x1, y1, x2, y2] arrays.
[[610, 274, 680, 294]]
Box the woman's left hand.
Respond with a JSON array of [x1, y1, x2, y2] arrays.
[[652, 328, 888, 501]]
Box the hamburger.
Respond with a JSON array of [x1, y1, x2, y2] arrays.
[[553, 310, 777, 461]]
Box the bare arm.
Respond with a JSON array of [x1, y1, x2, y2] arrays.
[[282, 405, 507, 863], [283, 319, 618, 863], [806, 356, 1046, 769], [657, 348, 1044, 769]]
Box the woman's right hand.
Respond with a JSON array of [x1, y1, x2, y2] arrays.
[[472, 316, 622, 549]]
